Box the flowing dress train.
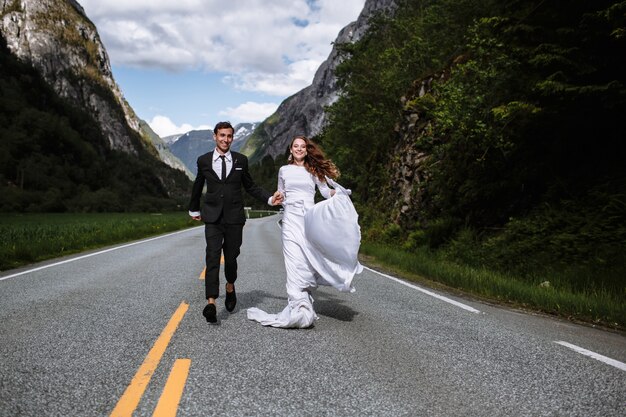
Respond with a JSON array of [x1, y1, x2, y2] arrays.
[[246, 165, 362, 328]]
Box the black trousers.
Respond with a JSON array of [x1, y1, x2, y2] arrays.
[[204, 219, 243, 299]]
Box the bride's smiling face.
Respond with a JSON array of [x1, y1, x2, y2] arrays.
[[291, 138, 307, 163]]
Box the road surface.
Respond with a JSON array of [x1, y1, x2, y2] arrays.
[[0, 215, 624, 416]]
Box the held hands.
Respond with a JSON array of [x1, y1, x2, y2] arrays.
[[271, 191, 284, 206]]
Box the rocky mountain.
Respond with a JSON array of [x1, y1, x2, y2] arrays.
[[0, 0, 192, 211], [241, 0, 397, 163], [169, 123, 258, 174], [162, 133, 184, 145], [0, 33, 191, 212], [0, 0, 187, 174], [169, 130, 213, 175]]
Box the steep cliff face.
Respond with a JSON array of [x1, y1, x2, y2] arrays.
[[243, 0, 397, 163], [0, 0, 181, 167], [386, 65, 458, 229], [387, 76, 439, 229]]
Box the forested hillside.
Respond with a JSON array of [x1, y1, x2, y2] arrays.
[[318, 0, 626, 300], [0, 34, 191, 212]]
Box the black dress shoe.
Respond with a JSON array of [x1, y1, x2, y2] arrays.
[[203, 303, 217, 323], [225, 287, 237, 312]]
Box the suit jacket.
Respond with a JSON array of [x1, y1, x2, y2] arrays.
[[188, 151, 271, 224]]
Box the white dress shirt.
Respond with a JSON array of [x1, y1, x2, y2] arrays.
[[213, 151, 233, 179]]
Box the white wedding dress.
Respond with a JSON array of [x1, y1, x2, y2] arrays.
[[247, 165, 362, 328]]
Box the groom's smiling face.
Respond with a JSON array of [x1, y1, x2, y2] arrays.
[[214, 127, 234, 154]]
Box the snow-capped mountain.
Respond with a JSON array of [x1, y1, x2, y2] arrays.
[[233, 123, 258, 145]]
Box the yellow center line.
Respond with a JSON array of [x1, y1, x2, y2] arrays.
[[110, 302, 189, 417], [152, 358, 191, 417]]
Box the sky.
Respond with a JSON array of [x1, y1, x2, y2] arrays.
[[78, 0, 366, 138]]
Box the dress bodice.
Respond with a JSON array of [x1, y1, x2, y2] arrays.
[[278, 165, 331, 208]]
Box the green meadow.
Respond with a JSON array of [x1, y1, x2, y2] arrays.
[[0, 212, 198, 271]]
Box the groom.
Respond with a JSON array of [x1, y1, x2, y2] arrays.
[[189, 121, 282, 323]]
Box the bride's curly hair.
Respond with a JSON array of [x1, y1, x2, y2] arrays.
[[288, 136, 340, 181]]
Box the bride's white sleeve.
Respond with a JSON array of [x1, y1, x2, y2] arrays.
[[277, 167, 286, 196], [314, 176, 333, 199]]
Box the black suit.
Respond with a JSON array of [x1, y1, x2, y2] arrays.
[[189, 150, 271, 299]]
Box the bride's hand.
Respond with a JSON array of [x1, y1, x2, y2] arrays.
[[271, 191, 284, 205]]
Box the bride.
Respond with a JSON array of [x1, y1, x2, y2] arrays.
[[247, 136, 362, 328]]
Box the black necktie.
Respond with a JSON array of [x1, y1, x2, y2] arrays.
[[219, 155, 226, 180]]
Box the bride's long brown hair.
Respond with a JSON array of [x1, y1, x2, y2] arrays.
[[288, 136, 340, 181]]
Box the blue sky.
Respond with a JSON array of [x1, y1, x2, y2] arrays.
[[78, 0, 366, 137], [111, 67, 277, 136]]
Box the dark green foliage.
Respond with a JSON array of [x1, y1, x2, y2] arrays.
[[320, 0, 501, 224], [425, 1, 626, 226], [317, 0, 626, 293], [0, 33, 191, 212], [444, 181, 626, 294]]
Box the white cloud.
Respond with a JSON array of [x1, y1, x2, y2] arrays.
[[218, 102, 279, 124], [79, 0, 365, 95], [148, 115, 211, 137], [224, 59, 321, 96]]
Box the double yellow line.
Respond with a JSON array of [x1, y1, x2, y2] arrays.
[[112, 259, 220, 416], [110, 302, 190, 417]]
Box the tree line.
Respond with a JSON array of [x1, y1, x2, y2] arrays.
[[325, 0, 626, 291]]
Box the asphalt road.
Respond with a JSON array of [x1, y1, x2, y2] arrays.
[[0, 215, 624, 416]]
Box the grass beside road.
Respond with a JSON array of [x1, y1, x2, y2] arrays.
[[360, 242, 625, 331], [0, 211, 279, 272], [0, 212, 198, 271]]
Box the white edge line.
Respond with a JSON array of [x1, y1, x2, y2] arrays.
[[0, 226, 204, 282], [555, 341, 626, 372], [363, 265, 481, 314]]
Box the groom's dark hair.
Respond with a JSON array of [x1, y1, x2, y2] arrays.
[[214, 121, 234, 134]]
